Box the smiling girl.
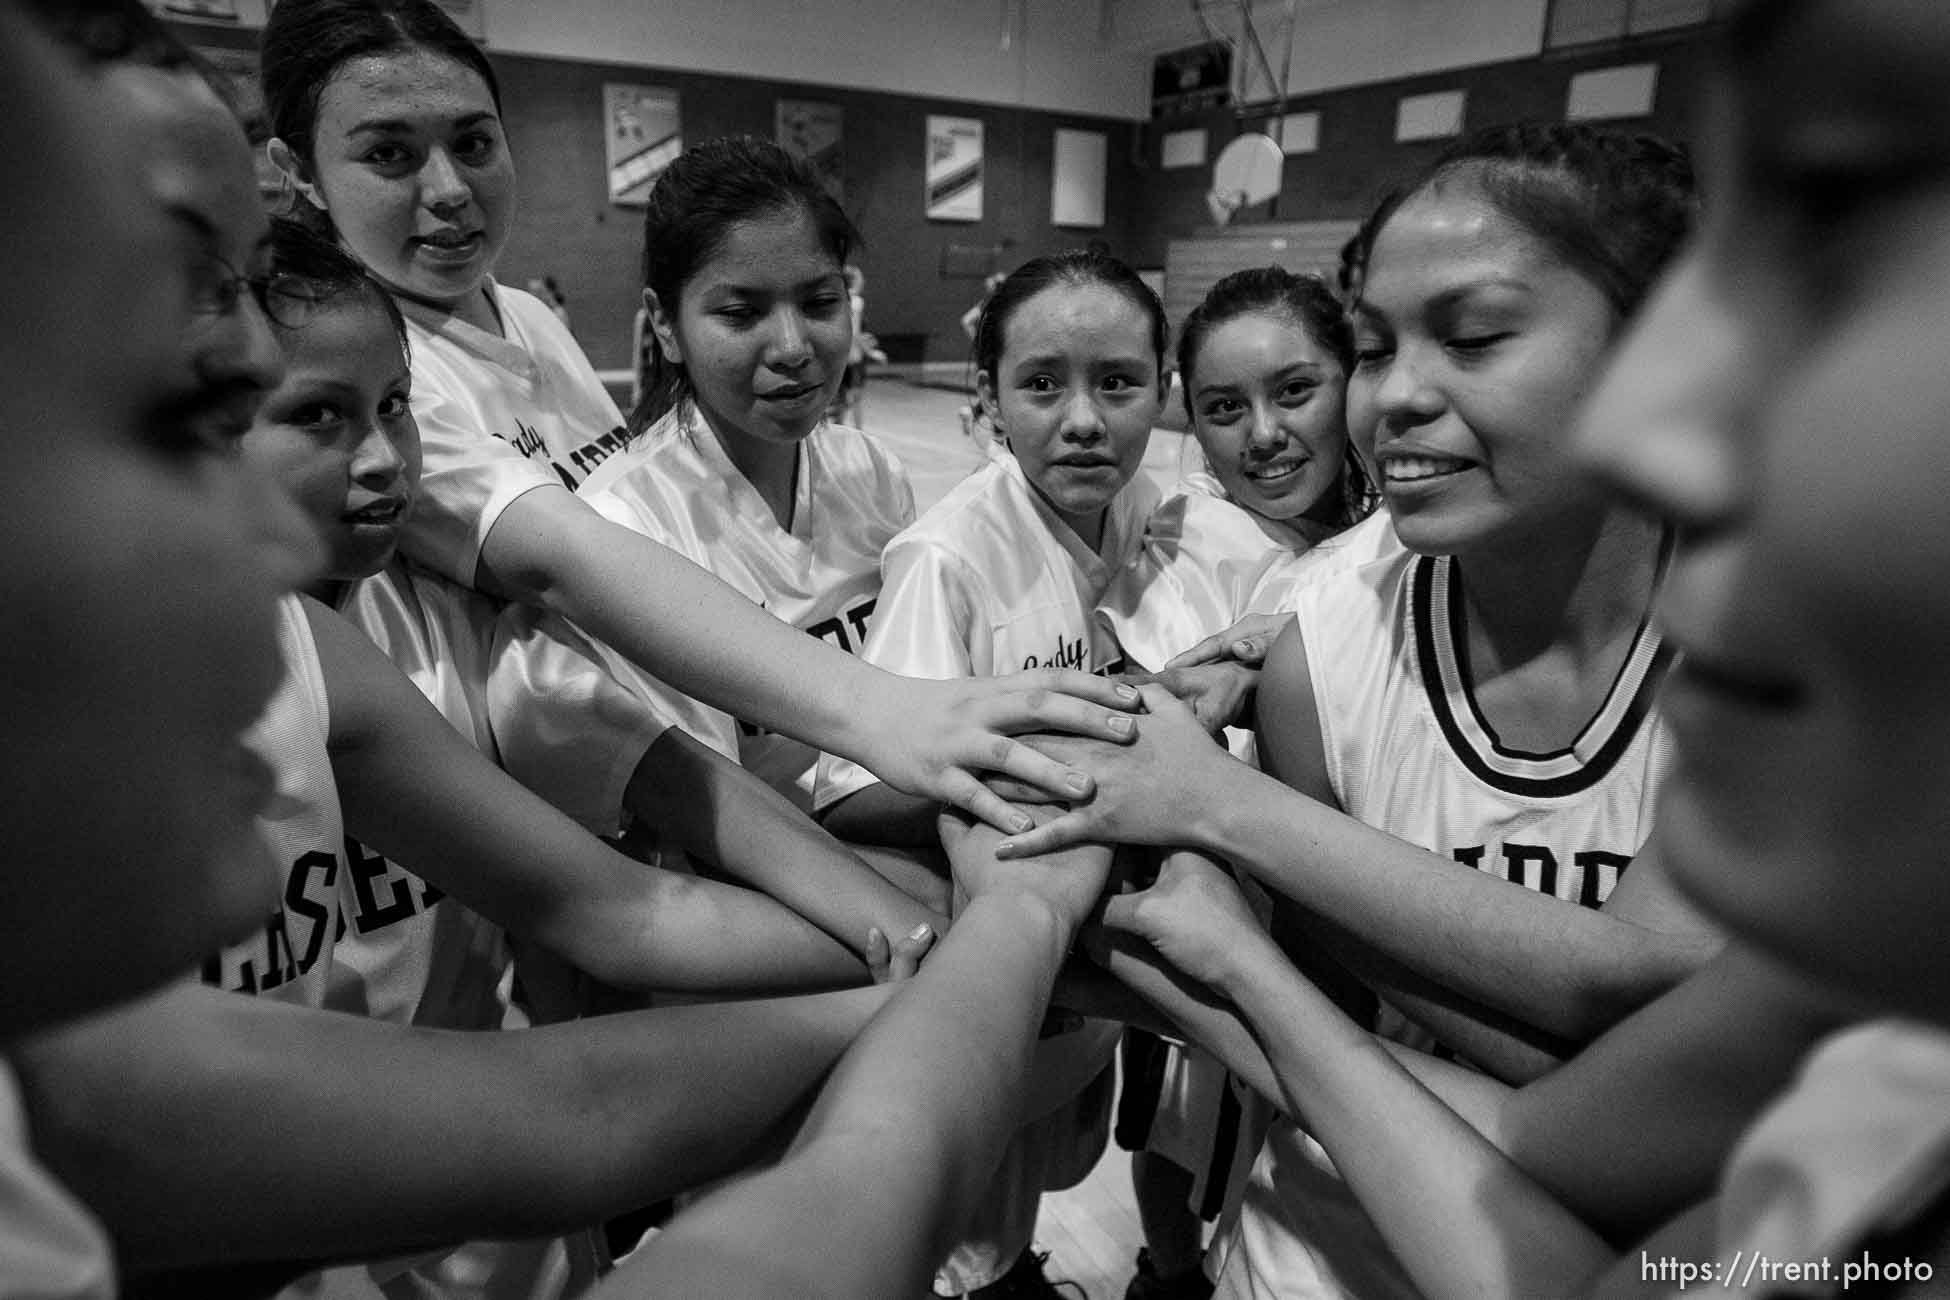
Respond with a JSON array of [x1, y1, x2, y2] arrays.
[[257, 0, 1137, 839], [997, 124, 1717, 1299]]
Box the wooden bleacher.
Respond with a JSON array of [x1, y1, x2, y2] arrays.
[[1162, 220, 1359, 329]]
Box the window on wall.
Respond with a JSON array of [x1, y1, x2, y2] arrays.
[[1545, 0, 1723, 48]]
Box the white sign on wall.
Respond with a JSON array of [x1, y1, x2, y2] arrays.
[[1566, 64, 1659, 120], [1051, 129, 1107, 229], [1395, 90, 1466, 142], [926, 116, 985, 222], [606, 85, 682, 207]]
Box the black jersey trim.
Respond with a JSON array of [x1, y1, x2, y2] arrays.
[[1413, 553, 1673, 799]]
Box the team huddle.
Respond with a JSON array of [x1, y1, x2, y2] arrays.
[[5, 0, 1950, 1298]]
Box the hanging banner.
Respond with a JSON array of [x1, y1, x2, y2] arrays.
[[925, 116, 983, 222], [605, 85, 682, 208], [776, 100, 844, 202]]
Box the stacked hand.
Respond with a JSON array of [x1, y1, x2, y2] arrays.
[[938, 806, 1116, 932], [985, 685, 1240, 858], [870, 671, 1140, 835], [1163, 612, 1294, 671], [1097, 849, 1272, 994]]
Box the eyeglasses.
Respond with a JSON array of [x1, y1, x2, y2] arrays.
[[189, 252, 320, 330]]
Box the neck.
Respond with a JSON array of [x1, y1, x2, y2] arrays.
[[308, 576, 350, 608], [398, 281, 500, 336], [1450, 505, 1664, 675], [698, 405, 801, 529]]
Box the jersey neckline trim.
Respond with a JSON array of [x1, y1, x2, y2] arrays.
[[1413, 551, 1672, 798]]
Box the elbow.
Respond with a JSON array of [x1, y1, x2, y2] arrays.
[[1561, 934, 1719, 1039]]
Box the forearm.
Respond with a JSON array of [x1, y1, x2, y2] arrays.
[[630, 730, 941, 950], [815, 780, 942, 847], [1195, 762, 1709, 1039], [483, 497, 878, 765], [1222, 940, 1618, 1299], [575, 869, 870, 993], [1094, 934, 1284, 1108], [14, 980, 890, 1271], [623, 892, 1074, 1300]]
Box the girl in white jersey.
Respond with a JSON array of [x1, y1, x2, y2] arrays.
[[256, 0, 1139, 840], [817, 251, 1169, 1296], [1071, 7, 1950, 1292], [10, 19, 935, 1291], [1099, 268, 1378, 1300], [1100, 267, 1380, 700], [493, 136, 943, 945], [1001, 125, 1719, 1298]]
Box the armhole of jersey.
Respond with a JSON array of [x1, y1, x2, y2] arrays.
[[281, 595, 332, 743], [1281, 585, 1343, 810]]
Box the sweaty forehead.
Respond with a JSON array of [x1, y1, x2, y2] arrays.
[[1360, 191, 1553, 309], [1006, 282, 1152, 355]]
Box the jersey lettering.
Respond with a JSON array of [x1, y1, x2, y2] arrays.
[[202, 848, 341, 996], [566, 426, 629, 478], [741, 595, 879, 739], [343, 835, 440, 936], [509, 419, 546, 462], [1449, 842, 1633, 909]]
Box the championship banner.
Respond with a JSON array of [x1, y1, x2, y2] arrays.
[[777, 100, 844, 202], [925, 116, 983, 223], [606, 85, 682, 208]]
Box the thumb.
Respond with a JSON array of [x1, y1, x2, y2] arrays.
[[1098, 888, 1148, 937]]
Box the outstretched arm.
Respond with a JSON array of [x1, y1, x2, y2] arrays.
[[306, 598, 866, 993], [14, 979, 893, 1273], [1098, 851, 1622, 1299], [610, 810, 1114, 1300], [999, 662, 1717, 1048], [626, 728, 946, 952], [474, 485, 1138, 833]]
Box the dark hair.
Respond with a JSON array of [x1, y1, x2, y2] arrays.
[[630, 135, 862, 433], [1353, 121, 1697, 322], [264, 216, 411, 357], [1175, 266, 1375, 526], [972, 250, 1168, 414], [261, 0, 500, 174]]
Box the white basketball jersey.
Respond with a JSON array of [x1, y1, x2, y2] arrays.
[[501, 405, 913, 814], [814, 454, 1160, 811], [1096, 487, 1313, 674], [1247, 508, 1404, 616], [1217, 547, 1674, 1300], [332, 561, 512, 1033], [400, 283, 631, 588], [204, 595, 350, 1008]]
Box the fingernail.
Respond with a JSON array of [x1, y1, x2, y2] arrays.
[[1234, 640, 1254, 657], [1116, 684, 1139, 702], [996, 840, 1021, 859], [1108, 715, 1134, 735], [909, 923, 933, 942], [867, 927, 884, 946], [1011, 813, 1034, 833], [1066, 772, 1091, 795]]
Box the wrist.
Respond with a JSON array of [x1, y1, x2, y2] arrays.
[[1211, 927, 1288, 1002], [960, 891, 1073, 968]]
